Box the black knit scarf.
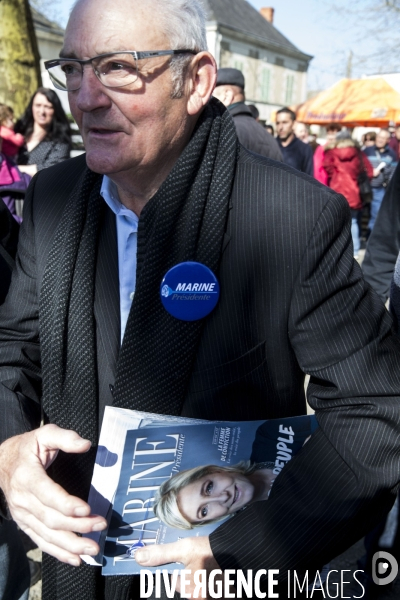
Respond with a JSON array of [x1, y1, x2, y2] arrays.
[[39, 99, 238, 600]]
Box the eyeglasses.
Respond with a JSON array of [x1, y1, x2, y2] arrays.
[[44, 50, 196, 92]]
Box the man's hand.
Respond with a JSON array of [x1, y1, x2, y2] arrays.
[[136, 536, 221, 598], [0, 425, 107, 566]]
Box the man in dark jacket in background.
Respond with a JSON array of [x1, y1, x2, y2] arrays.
[[213, 68, 282, 161], [276, 107, 314, 176]]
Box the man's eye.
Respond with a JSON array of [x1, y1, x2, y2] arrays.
[[201, 505, 208, 518], [100, 60, 135, 74], [205, 481, 213, 495], [109, 62, 125, 71], [61, 63, 80, 75]]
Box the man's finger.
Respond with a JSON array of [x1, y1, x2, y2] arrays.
[[136, 540, 183, 566], [22, 513, 100, 556], [13, 493, 107, 534], [23, 526, 87, 566], [35, 424, 92, 461]]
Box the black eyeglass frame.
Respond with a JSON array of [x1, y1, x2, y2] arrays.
[[44, 49, 197, 91]]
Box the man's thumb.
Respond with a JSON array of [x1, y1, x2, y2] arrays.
[[38, 424, 92, 454], [136, 541, 181, 567]]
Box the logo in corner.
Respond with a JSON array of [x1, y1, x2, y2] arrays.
[[372, 551, 399, 586]]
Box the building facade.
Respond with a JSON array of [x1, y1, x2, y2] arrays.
[[31, 7, 69, 113], [31, 1, 312, 124], [204, 0, 312, 122]]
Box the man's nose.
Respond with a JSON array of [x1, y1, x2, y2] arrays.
[[72, 65, 111, 112]]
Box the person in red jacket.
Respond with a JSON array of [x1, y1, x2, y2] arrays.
[[0, 105, 24, 160], [323, 130, 373, 259], [313, 123, 341, 185]]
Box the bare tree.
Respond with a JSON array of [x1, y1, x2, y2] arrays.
[[0, 0, 41, 117], [329, 0, 400, 76], [29, 0, 63, 25]]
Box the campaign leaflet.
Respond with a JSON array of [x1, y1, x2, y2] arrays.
[[81, 407, 317, 575]]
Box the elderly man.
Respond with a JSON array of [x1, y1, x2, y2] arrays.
[[212, 67, 282, 161], [0, 1, 400, 599]]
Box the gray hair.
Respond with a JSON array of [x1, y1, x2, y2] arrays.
[[153, 0, 208, 98], [71, 0, 208, 99], [153, 461, 255, 530]]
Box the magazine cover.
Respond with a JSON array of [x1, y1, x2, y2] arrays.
[[82, 408, 317, 575]]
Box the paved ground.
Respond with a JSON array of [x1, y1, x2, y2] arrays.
[[28, 548, 41, 600]]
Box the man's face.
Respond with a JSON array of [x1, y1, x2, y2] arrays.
[[294, 123, 308, 141], [375, 130, 390, 150], [212, 85, 231, 107], [64, 0, 193, 178], [276, 113, 294, 140]]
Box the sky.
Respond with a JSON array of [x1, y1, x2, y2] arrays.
[[55, 0, 380, 92]]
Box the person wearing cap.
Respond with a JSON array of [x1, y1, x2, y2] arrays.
[[213, 67, 282, 161]]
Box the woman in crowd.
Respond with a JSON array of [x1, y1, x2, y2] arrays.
[[153, 461, 276, 530], [323, 130, 373, 259], [313, 122, 341, 185], [14, 88, 72, 176]]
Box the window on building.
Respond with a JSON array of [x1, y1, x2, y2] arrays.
[[234, 59, 244, 72], [249, 49, 259, 59], [285, 74, 295, 104], [221, 41, 230, 52], [260, 68, 271, 103], [275, 57, 284, 67]]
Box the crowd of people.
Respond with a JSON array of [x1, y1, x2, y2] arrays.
[[215, 67, 398, 263], [0, 4, 400, 597], [0, 88, 72, 223]]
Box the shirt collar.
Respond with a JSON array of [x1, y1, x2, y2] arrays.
[[100, 175, 138, 222]]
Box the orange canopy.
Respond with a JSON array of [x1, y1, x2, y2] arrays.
[[295, 78, 400, 127]]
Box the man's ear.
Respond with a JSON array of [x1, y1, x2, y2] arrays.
[[186, 52, 217, 116]]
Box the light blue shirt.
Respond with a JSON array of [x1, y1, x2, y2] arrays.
[[100, 176, 138, 343]]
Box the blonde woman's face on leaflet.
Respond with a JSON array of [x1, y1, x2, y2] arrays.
[[177, 470, 255, 524]]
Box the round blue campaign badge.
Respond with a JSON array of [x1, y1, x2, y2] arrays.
[[160, 261, 220, 321]]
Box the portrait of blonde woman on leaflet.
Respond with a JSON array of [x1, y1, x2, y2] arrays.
[[154, 460, 276, 530], [154, 415, 317, 530]]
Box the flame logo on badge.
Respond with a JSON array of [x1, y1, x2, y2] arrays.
[[161, 284, 170, 298]]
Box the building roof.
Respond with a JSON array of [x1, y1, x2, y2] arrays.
[[31, 6, 64, 39], [203, 0, 312, 62]]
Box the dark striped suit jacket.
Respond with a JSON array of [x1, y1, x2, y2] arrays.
[[1, 148, 400, 583]]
